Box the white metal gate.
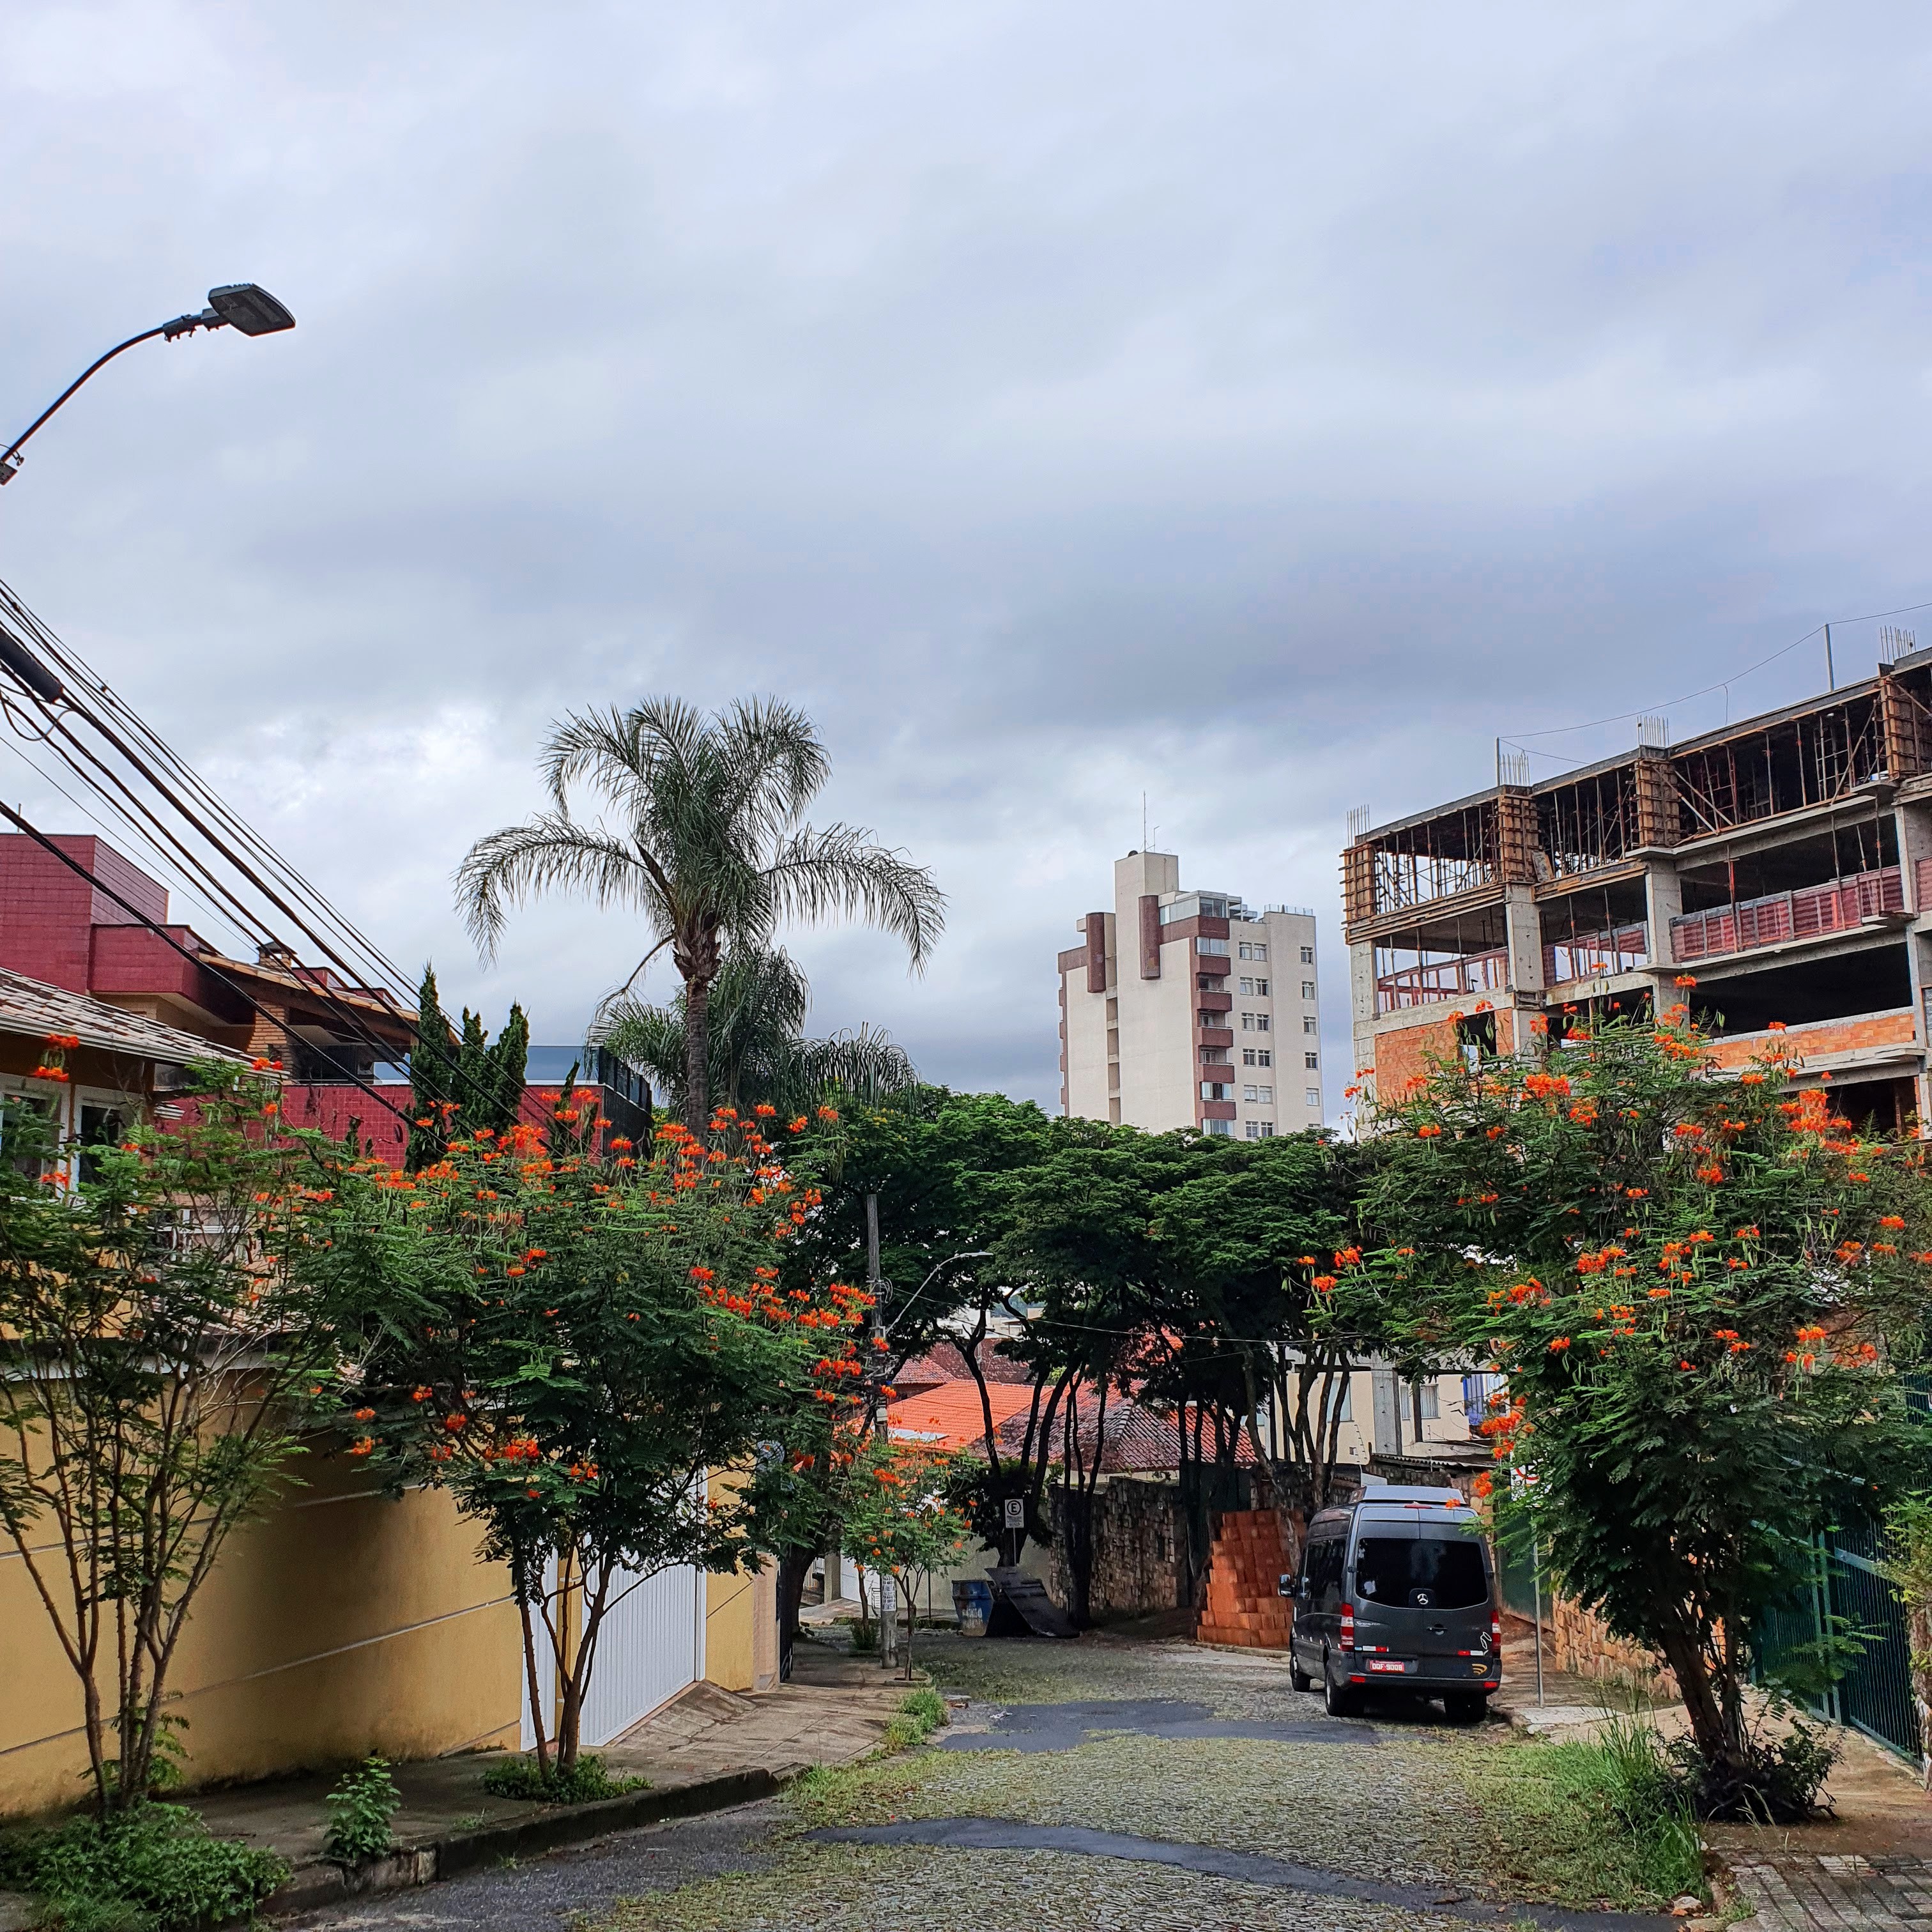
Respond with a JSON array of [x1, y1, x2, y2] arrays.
[[521, 1560, 705, 1749]]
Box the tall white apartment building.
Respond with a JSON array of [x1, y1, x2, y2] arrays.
[[1057, 850, 1324, 1137]]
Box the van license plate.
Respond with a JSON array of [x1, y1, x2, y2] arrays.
[[1367, 1659, 1407, 1673]]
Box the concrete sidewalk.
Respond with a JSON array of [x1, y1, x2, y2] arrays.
[[178, 1673, 907, 1919]]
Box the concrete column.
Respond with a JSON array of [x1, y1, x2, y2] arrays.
[[1503, 885, 1544, 995], [1641, 859, 1683, 970], [1894, 804, 1932, 1131], [1348, 939, 1378, 1082]]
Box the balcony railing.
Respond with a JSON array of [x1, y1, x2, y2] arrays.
[[1542, 923, 1648, 986], [1375, 947, 1508, 1014], [1669, 865, 1903, 964]]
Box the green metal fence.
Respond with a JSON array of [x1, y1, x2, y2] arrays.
[[1755, 1519, 1922, 1765]]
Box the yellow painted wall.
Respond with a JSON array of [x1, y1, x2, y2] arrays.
[[0, 1453, 521, 1820], [704, 1560, 778, 1692]]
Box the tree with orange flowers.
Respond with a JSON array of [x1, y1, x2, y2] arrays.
[[1357, 1000, 1931, 1817], [839, 1438, 973, 1678], [323, 1096, 868, 1781]]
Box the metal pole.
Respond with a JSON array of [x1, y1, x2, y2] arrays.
[[865, 1192, 882, 1307], [1531, 1535, 1546, 1706], [1825, 623, 1836, 693]]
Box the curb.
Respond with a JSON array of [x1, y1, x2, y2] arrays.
[[266, 1767, 786, 1920]]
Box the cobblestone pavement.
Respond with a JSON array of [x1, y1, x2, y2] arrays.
[[290, 1632, 1670, 1932], [1724, 1854, 1932, 1932]]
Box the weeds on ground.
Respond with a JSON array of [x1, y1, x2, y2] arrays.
[[479, 1754, 647, 1804], [0, 1804, 288, 1932], [881, 1690, 948, 1752], [783, 1758, 930, 1831], [323, 1756, 402, 1864], [1466, 1712, 1703, 1910]]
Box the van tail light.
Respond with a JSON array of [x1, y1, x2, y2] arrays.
[[1339, 1604, 1355, 1652], [1491, 1612, 1502, 1644]]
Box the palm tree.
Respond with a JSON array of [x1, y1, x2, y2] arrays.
[[454, 698, 944, 1132], [599, 943, 917, 1119]]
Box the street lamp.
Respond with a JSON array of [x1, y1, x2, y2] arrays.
[[0, 283, 296, 489]]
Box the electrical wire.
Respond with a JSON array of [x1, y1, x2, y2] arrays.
[[1501, 595, 1932, 745], [0, 577, 539, 1119]]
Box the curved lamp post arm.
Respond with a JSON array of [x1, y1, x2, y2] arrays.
[[1, 284, 295, 487]]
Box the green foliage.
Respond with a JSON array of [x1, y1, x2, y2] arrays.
[[406, 967, 532, 1168], [1878, 1491, 1932, 1694], [1663, 1716, 1837, 1823], [478, 1754, 644, 1804], [0, 1071, 358, 1813], [1360, 1006, 1932, 1790], [1469, 1721, 1701, 1908], [847, 1617, 880, 1653], [322, 1756, 401, 1864], [0, 1804, 288, 1932]]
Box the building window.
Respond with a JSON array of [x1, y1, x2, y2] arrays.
[[1238, 976, 1254, 995], [1201, 1046, 1230, 1065], [1241, 1013, 1269, 1032], [1245, 1120, 1260, 1140], [1323, 1377, 1352, 1423], [1243, 1084, 1258, 1102], [1241, 1048, 1257, 1066], [1238, 941, 1268, 962], [1305, 1087, 1321, 1107], [1201, 1080, 1234, 1101], [1302, 1017, 1317, 1036], [1418, 1381, 1440, 1422], [1258, 1121, 1275, 1138], [1256, 1049, 1271, 1067], [1197, 937, 1229, 956], [1301, 979, 1315, 999], [1254, 978, 1269, 996], [1205, 1117, 1233, 1137], [1300, 945, 1314, 964], [1305, 1052, 1319, 1070]]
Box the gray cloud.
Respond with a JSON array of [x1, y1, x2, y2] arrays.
[[4, 0, 1932, 1107]]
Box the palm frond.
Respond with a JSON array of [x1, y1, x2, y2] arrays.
[[762, 824, 947, 970], [454, 816, 662, 960]]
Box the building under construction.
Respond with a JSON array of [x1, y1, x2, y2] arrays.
[[1344, 641, 1932, 1130]]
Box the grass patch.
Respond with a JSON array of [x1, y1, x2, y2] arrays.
[[0, 1802, 289, 1932], [783, 1758, 930, 1830], [1465, 1713, 1703, 1910], [479, 1754, 646, 1804]]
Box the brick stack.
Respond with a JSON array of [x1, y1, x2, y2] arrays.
[[1195, 1508, 1294, 1649]]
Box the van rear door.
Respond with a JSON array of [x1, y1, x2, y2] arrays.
[[1350, 1517, 1492, 1689]]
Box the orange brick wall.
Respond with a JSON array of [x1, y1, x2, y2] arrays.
[[1372, 1015, 1460, 1103], [1196, 1510, 1293, 1650], [1703, 1010, 1916, 1071]]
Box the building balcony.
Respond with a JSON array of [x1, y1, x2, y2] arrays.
[[1669, 866, 1903, 965], [1542, 923, 1649, 986], [1374, 946, 1508, 1015], [1196, 1027, 1234, 1050], [1197, 988, 1233, 1013]]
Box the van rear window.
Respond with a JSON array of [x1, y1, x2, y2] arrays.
[[1354, 1537, 1487, 1609]]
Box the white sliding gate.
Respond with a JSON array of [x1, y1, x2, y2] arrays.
[[521, 1559, 705, 1749]]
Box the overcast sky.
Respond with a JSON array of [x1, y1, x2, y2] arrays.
[[5, 3, 1931, 1108]]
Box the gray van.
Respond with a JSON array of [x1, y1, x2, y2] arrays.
[[1278, 1482, 1499, 1722]]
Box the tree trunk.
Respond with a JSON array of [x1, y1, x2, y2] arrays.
[[776, 1546, 813, 1683], [683, 972, 712, 1133], [1654, 1621, 1744, 1777]]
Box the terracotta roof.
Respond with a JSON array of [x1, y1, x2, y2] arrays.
[[993, 1388, 1262, 1474], [885, 1378, 1034, 1450], [0, 969, 254, 1070], [893, 1337, 1034, 1395]]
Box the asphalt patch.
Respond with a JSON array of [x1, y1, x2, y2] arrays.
[[811, 1819, 1672, 1932], [939, 1697, 1378, 1752]]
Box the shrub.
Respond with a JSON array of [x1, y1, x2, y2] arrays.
[[0, 1804, 288, 1932], [1664, 1715, 1837, 1824], [878, 1687, 949, 1754], [323, 1756, 402, 1864], [897, 1688, 946, 1732], [479, 1754, 644, 1804], [847, 1619, 879, 1654]]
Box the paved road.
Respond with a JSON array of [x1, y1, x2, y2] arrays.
[[290, 1633, 1666, 1932]]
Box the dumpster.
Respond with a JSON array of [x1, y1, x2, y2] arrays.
[[952, 1577, 993, 1636]]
